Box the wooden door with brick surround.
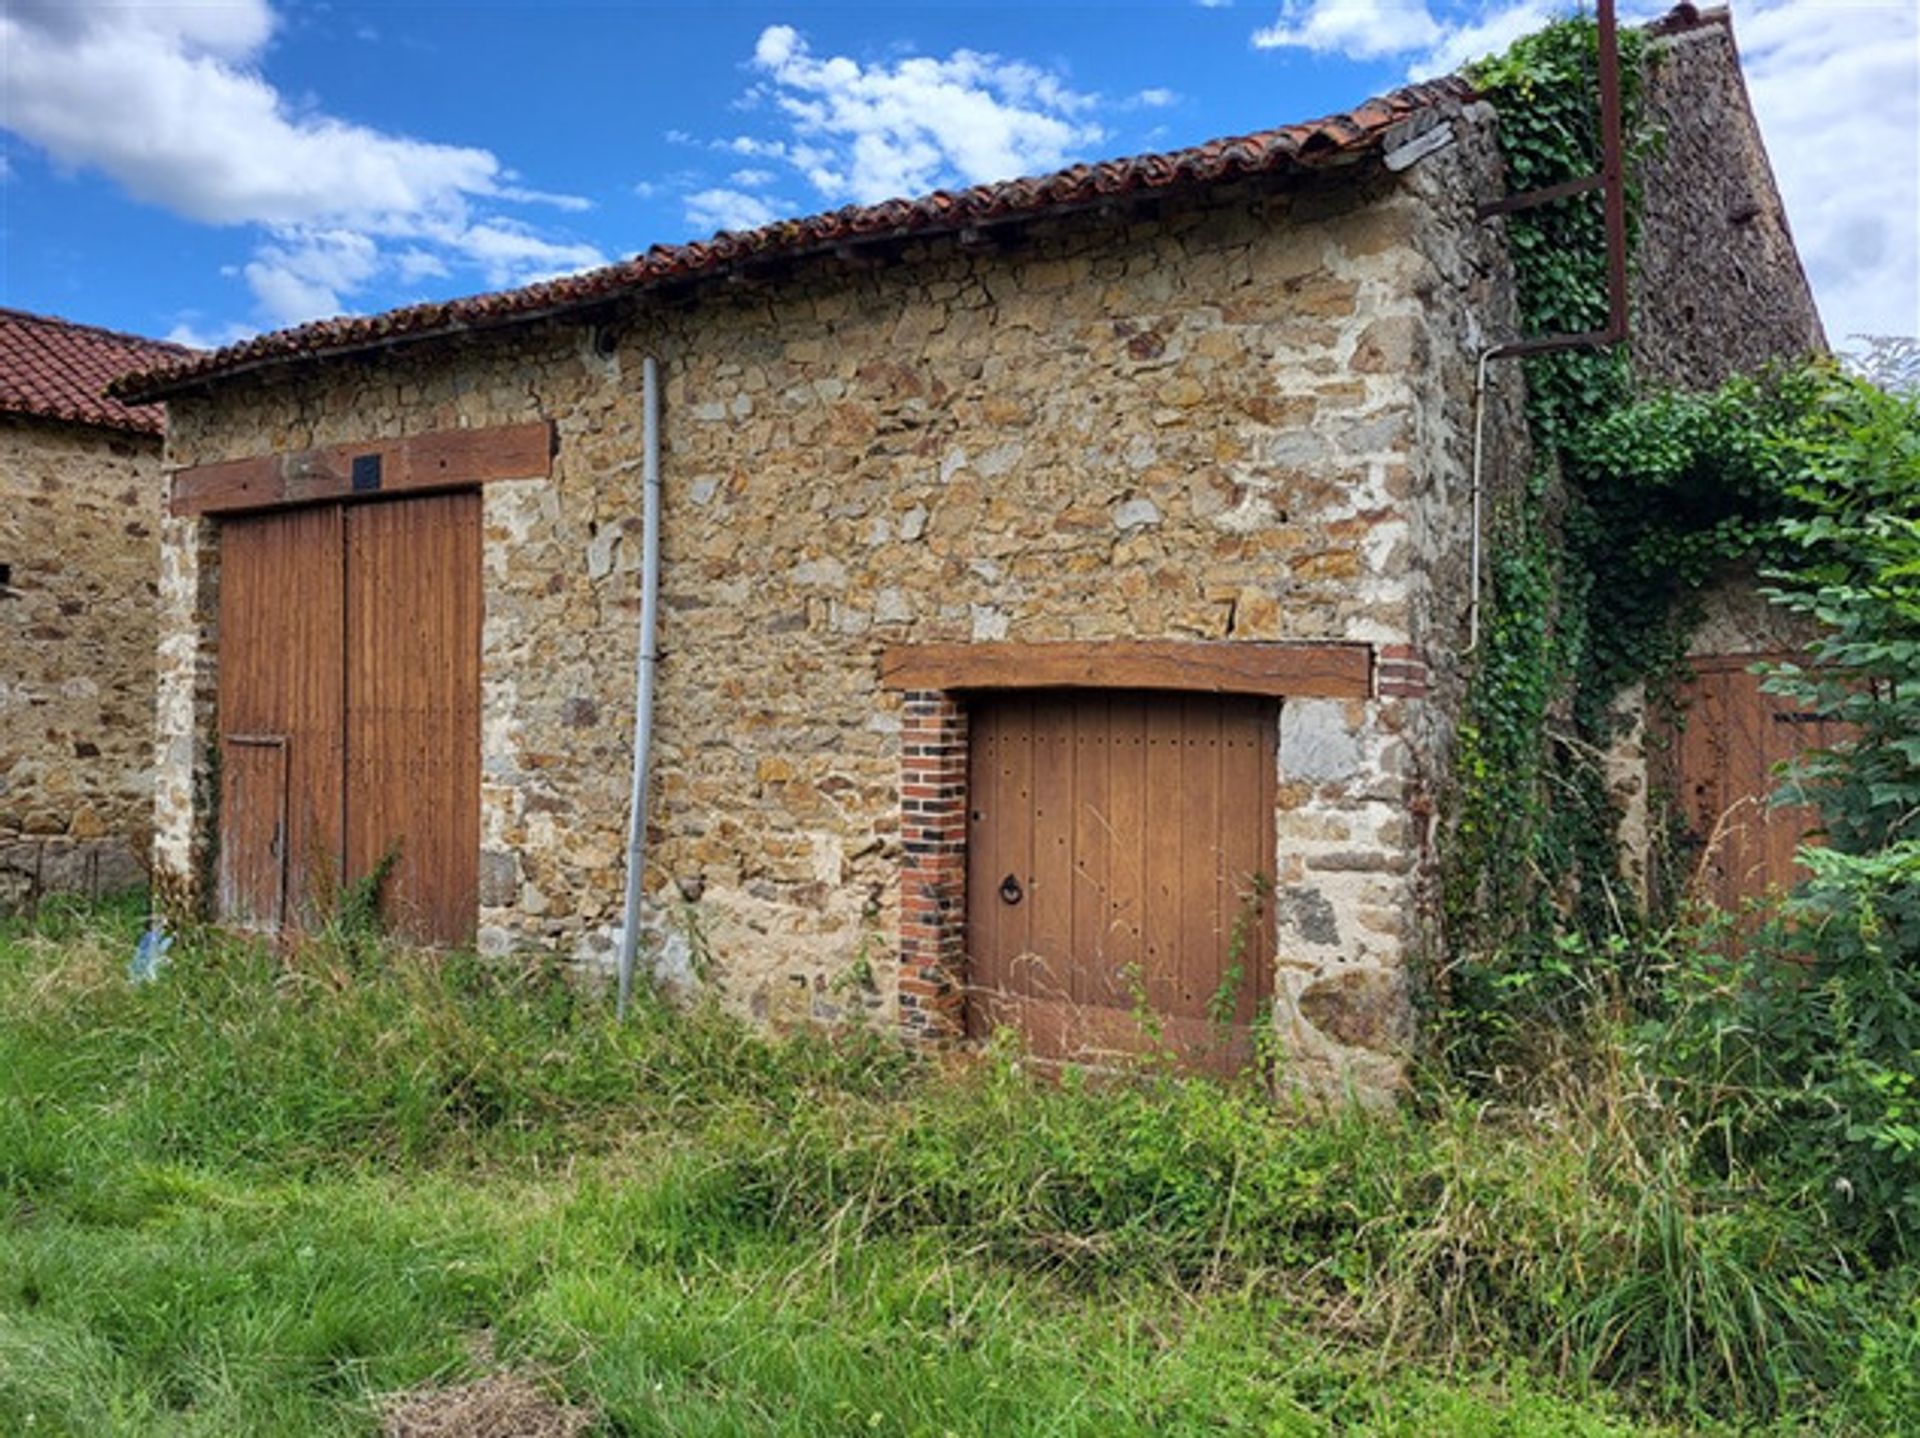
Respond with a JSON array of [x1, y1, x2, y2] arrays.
[[1671, 654, 1848, 912], [965, 691, 1276, 1073], [216, 492, 480, 945]]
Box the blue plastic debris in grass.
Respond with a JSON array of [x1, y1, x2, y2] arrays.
[[129, 923, 172, 983]]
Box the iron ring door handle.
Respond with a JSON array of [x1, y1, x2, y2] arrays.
[[999, 874, 1024, 905]]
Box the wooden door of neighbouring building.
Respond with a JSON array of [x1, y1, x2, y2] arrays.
[[216, 491, 480, 945], [965, 691, 1276, 1073], [1671, 654, 1848, 913]]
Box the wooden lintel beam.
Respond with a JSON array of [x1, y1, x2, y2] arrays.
[[879, 640, 1373, 699], [169, 420, 554, 518]]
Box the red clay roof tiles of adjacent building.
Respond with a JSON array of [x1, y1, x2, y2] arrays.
[[111, 77, 1473, 403], [0, 308, 193, 436]]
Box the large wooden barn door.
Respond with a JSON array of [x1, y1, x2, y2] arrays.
[[1672, 654, 1849, 912], [966, 691, 1276, 1073], [216, 494, 480, 945], [216, 506, 345, 931], [343, 493, 481, 946]]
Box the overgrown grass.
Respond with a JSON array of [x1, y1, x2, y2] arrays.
[[2, 899, 1914, 1434]]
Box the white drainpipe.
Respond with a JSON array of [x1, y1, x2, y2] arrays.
[[1463, 344, 1504, 658], [616, 354, 662, 1018]]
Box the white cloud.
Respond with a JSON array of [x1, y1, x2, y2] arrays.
[[1131, 87, 1180, 109], [165, 317, 257, 350], [449, 221, 605, 288], [2, 1, 495, 228], [740, 25, 1107, 205], [0, 0, 602, 329], [685, 187, 788, 234], [729, 167, 777, 188], [491, 183, 594, 214], [243, 229, 381, 321], [396, 248, 452, 283], [721, 135, 789, 159], [1251, 1, 1666, 75], [1254, 0, 1443, 59], [1736, 0, 1919, 348], [1408, 1, 1556, 79]]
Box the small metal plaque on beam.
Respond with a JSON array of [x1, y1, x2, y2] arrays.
[[351, 453, 382, 492]]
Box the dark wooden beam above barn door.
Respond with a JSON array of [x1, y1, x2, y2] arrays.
[[879, 640, 1373, 699], [168, 420, 554, 517]]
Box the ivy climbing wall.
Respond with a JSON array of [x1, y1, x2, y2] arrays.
[[1441, 9, 1832, 1064]]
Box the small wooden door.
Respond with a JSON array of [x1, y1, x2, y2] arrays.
[[216, 492, 480, 945], [966, 691, 1277, 1073], [1671, 654, 1849, 912]]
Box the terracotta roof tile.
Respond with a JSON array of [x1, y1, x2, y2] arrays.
[[113, 77, 1471, 401], [0, 309, 192, 435]]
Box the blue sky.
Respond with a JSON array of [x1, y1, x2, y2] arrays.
[[2, 1, 1914, 351]]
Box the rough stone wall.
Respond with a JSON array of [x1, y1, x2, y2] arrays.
[[1, 415, 161, 907], [1405, 100, 1538, 682], [155, 122, 1506, 1090], [1263, 102, 1533, 1088], [1631, 16, 1825, 390], [149, 512, 218, 913], [1684, 570, 1816, 659]]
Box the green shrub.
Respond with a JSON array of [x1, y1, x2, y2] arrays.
[[1651, 374, 1920, 1260]]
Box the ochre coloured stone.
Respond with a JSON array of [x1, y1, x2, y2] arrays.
[[1299, 968, 1410, 1053], [2, 415, 162, 908]]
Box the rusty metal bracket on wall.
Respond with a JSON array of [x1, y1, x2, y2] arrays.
[[1473, 0, 1629, 356], [1464, 0, 1630, 656]]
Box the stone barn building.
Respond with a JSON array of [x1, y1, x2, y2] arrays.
[[1, 309, 190, 909], [117, 8, 1819, 1088]]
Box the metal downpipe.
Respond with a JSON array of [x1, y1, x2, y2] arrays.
[[1465, 346, 1497, 658]]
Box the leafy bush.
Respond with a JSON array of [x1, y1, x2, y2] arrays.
[[1439, 366, 1848, 1073], [1652, 373, 1920, 1259]]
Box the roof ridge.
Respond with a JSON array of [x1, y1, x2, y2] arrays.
[[0, 306, 194, 356]]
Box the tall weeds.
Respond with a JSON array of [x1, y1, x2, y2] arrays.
[[4, 903, 1911, 1428]]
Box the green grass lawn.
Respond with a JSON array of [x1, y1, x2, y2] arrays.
[[2, 898, 1912, 1435]]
